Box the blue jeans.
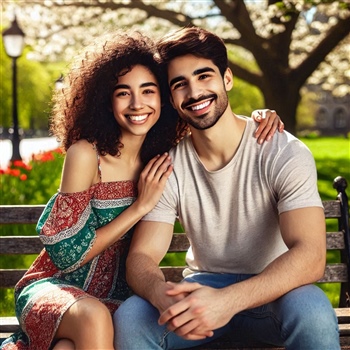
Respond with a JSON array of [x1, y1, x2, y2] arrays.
[[113, 273, 340, 349]]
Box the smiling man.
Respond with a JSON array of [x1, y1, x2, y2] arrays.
[[113, 27, 340, 350]]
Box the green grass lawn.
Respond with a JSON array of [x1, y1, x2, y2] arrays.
[[301, 137, 350, 200], [301, 137, 350, 307]]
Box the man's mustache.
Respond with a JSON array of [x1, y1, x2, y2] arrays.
[[181, 94, 217, 109]]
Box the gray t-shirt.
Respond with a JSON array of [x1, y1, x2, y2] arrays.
[[143, 117, 323, 275]]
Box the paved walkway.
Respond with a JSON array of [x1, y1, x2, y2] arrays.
[[0, 137, 59, 169]]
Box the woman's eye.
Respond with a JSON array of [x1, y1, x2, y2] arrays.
[[144, 89, 155, 94], [116, 91, 128, 97]]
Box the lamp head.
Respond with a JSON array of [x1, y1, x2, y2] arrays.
[[2, 17, 25, 58]]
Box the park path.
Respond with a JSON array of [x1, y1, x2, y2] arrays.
[[0, 137, 59, 169]]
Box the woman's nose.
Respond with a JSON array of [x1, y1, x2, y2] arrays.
[[130, 94, 144, 110]]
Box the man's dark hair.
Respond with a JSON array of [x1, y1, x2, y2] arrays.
[[157, 26, 228, 77]]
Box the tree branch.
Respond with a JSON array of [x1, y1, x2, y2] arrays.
[[228, 60, 263, 89], [292, 15, 350, 89], [36, 0, 197, 27], [213, 0, 266, 55]]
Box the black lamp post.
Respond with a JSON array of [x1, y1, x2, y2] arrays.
[[2, 16, 25, 161]]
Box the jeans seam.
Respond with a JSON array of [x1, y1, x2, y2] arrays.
[[159, 329, 172, 349], [238, 309, 285, 344]]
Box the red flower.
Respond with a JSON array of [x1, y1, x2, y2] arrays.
[[13, 160, 26, 168], [12, 160, 32, 170], [20, 174, 27, 181], [32, 150, 56, 162], [52, 147, 64, 154], [10, 169, 20, 177]]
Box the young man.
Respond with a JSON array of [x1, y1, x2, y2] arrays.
[[113, 27, 339, 349]]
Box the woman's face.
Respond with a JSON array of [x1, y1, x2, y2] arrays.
[[111, 64, 161, 139]]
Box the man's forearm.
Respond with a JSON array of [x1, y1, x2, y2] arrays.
[[223, 241, 325, 316], [232, 207, 326, 312], [126, 252, 167, 308]]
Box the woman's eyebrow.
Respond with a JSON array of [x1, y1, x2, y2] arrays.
[[114, 84, 130, 90], [140, 82, 158, 88], [114, 82, 158, 90]]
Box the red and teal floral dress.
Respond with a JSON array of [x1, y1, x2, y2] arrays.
[[1, 178, 136, 349]]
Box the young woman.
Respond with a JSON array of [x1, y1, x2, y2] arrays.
[[1, 31, 283, 350]]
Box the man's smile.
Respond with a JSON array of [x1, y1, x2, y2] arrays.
[[182, 94, 217, 113], [190, 100, 212, 111]]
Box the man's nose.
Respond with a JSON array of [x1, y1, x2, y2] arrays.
[[187, 83, 203, 100]]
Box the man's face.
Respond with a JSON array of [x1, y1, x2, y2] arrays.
[[167, 54, 232, 130]]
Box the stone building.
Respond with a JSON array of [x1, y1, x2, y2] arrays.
[[314, 89, 350, 137]]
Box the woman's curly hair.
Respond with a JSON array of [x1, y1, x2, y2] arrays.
[[50, 31, 186, 164]]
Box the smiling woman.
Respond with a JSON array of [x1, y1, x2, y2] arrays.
[[1, 30, 178, 350], [112, 65, 161, 138]]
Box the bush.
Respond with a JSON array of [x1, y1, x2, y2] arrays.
[[0, 148, 64, 205]]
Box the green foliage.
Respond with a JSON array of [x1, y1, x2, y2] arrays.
[[296, 90, 318, 131], [227, 48, 264, 115], [0, 39, 67, 131], [228, 78, 264, 116], [0, 149, 64, 205]]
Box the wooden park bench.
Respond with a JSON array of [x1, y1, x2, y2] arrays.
[[1, 176, 349, 349]]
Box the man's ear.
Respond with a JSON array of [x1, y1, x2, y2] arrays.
[[224, 68, 233, 91]]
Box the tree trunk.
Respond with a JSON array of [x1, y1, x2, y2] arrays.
[[261, 74, 301, 136]]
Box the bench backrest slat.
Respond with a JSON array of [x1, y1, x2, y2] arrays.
[[0, 231, 346, 255], [0, 205, 45, 224], [0, 263, 347, 288], [0, 200, 341, 224]]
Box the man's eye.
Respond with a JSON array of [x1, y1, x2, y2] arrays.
[[173, 82, 186, 90], [144, 89, 155, 94], [199, 74, 209, 80]]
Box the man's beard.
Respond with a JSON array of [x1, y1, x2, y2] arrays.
[[179, 91, 229, 130]]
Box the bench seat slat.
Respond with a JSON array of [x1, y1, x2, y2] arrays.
[[1, 308, 349, 340]]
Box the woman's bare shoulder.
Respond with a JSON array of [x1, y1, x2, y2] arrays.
[[60, 140, 99, 193]]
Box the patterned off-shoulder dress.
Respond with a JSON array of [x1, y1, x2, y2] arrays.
[[1, 151, 137, 349]]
